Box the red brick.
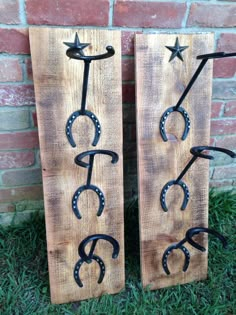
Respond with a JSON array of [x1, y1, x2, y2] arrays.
[[26, 0, 109, 26], [211, 102, 223, 118], [0, 151, 35, 169], [212, 81, 236, 100], [114, 1, 186, 28], [213, 58, 236, 78], [32, 110, 38, 127], [209, 180, 234, 188], [122, 58, 135, 81], [0, 0, 20, 24], [2, 168, 42, 186], [216, 135, 236, 150], [210, 119, 236, 136], [0, 29, 30, 54], [224, 101, 236, 117], [0, 131, 39, 150], [0, 85, 35, 106], [122, 31, 135, 56], [0, 185, 43, 202], [25, 58, 33, 80], [187, 4, 236, 27], [122, 83, 135, 104], [217, 34, 236, 52], [0, 58, 22, 82], [212, 166, 236, 180], [0, 203, 15, 213]]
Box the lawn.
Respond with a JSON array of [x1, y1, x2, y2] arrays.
[[0, 190, 235, 315]]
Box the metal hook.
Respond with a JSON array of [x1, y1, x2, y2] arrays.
[[161, 146, 235, 212], [74, 234, 119, 287], [185, 227, 227, 252], [160, 51, 236, 142], [64, 33, 115, 148], [72, 150, 119, 219], [162, 226, 227, 275]]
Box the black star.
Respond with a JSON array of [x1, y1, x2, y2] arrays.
[[165, 37, 188, 62], [63, 33, 90, 56]]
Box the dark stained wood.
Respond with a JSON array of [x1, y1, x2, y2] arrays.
[[30, 28, 124, 303], [135, 33, 214, 289]]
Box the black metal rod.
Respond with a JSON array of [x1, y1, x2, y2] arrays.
[[81, 60, 91, 114], [88, 239, 98, 259], [175, 155, 198, 183], [86, 154, 94, 187], [174, 59, 208, 110]]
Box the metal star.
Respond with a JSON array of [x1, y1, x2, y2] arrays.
[[165, 37, 188, 62], [63, 33, 90, 56]]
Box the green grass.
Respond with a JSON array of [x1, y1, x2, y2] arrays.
[[0, 190, 235, 315]]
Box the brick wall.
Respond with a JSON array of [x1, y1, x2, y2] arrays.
[[0, 0, 235, 224]]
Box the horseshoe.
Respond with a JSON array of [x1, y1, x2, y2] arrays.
[[73, 150, 118, 219], [162, 243, 190, 275], [74, 234, 119, 287], [161, 146, 235, 212], [64, 33, 115, 148]]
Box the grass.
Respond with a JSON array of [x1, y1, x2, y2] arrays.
[[0, 190, 235, 315]]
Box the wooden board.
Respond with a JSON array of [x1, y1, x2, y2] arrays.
[[135, 33, 214, 289], [29, 28, 124, 304]]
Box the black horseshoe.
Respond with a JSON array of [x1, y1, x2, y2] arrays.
[[160, 179, 190, 212], [162, 226, 227, 275], [73, 150, 118, 219], [160, 146, 235, 212], [66, 110, 101, 147], [78, 234, 120, 262], [162, 244, 190, 275], [74, 254, 105, 288], [74, 234, 119, 287], [64, 33, 115, 148], [185, 227, 227, 252], [72, 184, 105, 219], [160, 106, 191, 141], [66, 45, 115, 61], [160, 51, 236, 142]]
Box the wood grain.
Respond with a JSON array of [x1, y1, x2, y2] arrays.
[[135, 33, 214, 289], [29, 28, 124, 304]]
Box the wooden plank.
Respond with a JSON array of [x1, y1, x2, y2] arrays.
[[29, 28, 124, 304], [135, 33, 214, 289]]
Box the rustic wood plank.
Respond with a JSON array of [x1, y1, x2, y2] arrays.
[[29, 28, 124, 304], [135, 33, 214, 289]]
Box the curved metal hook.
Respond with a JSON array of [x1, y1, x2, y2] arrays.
[[190, 146, 236, 160], [74, 254, 105, 288], [66, 46, 115, 61], [160, 106, 190, 142], [160, 180, 190, 212], [75, 150, 119, 168], [66, 110, 101, 147], [185, 227, 227, 252], [162, 244, 190, 275], [72, 184, 105, 219], [78, 234, 120, 263]]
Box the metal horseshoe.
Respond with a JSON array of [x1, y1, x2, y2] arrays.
[[74, 234, 119, 287], [72, 150, 119, 219], [161, 146, 235, 212], [160, 51, 236, 142], [185, 227, 227, 252], [162, 243, 190, 275], [162, 226, 227, 275], [64, 33, 115, 148]]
